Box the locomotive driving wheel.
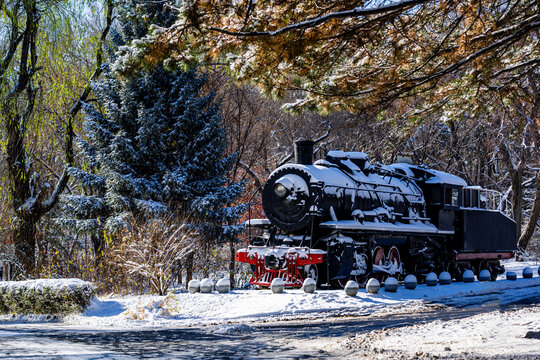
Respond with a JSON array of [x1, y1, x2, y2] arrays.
[[387, 246, 402, 279], [303, 264, 319, 285], [335, 249, 371, 288], [372, 246, 386, 282], [371, 246, 402, 282]]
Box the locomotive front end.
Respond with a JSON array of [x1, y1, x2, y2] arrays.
[[263, 168, 315, 232]]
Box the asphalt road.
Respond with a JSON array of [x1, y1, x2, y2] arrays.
[[1, 293, 539, 360]]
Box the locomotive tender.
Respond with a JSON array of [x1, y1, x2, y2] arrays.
[[236, 141, 517, 287]]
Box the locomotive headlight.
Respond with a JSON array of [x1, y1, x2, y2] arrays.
[[274, 183, 288, 198]]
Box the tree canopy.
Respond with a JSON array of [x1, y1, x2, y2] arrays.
[[114, 0, 539, 116]]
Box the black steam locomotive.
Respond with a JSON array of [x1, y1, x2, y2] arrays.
[[236, 141, 517, 287]]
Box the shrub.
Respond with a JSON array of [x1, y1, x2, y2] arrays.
[[0, 278, 95, 315], [115, 216, 199, 295]]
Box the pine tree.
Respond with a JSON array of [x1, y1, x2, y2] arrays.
[[56, 65, 244, 244]]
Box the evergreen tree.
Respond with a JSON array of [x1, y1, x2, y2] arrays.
[[107, 0, 177, 58], [57, 0, 244, 250], [56, 65, 245, 244]]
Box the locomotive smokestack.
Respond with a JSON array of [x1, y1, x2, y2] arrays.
[[294, 140, 315, 165]]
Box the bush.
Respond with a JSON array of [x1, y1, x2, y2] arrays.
[[115, 216, 199, 295], [0, 278, 95, 315]]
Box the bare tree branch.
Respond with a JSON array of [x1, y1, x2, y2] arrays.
[[237, 161, 263, 193]]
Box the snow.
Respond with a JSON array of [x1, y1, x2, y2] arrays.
[[1, 261, 539, 358], [335, 302, 540, 359], [243, 245, 326, 260], [15, 259, 527, 331], [320, 219, 452, 234], [423, 168, 468, 186], [0, 278, 93, 291], [388, 163, 468, 186], [245, 218, 271, 227]]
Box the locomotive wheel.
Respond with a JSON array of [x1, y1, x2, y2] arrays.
[[335, 274, 369, 288], [372, 246, 386, 282], [304, 264, 319, 285], [387, 246, 402, 279], [487, 261, 502, 281], [334, 250, 371, 288], [447, 261, 463, 282], [477, 260, 487, 277], [351, 251, 371, 287]]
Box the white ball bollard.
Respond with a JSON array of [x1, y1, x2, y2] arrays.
[[478, 269, 491, 281], [404, 274, 417, 290], [344, 280, 359, 297], [366, 278, 380, 294], [302, 278, 316, 294], [506, 271, 517, 281], [188, 279, 200, 294], [216, 278, 230, 293], [200, 278, 214, 293], [463, 270, 475, 283], [384, 277, 398, 293], [271, 278, 285, 294], [523, 267, 533, 279], [439, 271, 451, 285], [426, 272, 438, 286]]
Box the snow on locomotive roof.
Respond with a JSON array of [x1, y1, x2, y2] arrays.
[[326, 150, 369, 160], [387, 163, 467, 187], [424, 169, 467, 186]]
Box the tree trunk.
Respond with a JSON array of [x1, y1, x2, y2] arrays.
[[13, 219, 37, 276], [5, 109, 33, 274], [185, 253, 193, 289], [511, 164, 524, 240], [229, 240, 235, 289], [500, 140, 524, 242], [91, 234, 104, 267], [518, 173, 540, 250]]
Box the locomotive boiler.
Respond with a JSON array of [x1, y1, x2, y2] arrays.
[[236, 141, 517, 288]]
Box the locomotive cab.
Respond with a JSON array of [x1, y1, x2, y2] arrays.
[[423, 183, 462, 231], [386, 163, 466, 232]]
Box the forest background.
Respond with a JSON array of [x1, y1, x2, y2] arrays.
[[0, 0, 538, 295]]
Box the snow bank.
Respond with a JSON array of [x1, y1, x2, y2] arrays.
[[58, 260, 540, 330], [0, 278, 95, 315]]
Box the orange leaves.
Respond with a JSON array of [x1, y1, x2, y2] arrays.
[[114, 0, 539, 116]]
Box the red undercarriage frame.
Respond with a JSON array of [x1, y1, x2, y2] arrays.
[[236, 246, 324, 288]]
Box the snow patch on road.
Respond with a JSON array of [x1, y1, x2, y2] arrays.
[[210, 324, 254, 335], [337, 306, 540, 359]]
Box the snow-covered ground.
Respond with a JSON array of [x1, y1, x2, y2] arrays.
[[44, 259, 538, 330], [327, 305, 540, 359], [0, 260, 539, 359]]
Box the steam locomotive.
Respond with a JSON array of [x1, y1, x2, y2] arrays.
[[236, 141, 517, 288]]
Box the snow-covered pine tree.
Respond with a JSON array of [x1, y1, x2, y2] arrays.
[[56, 65, 245, 245], [107, 0, 177, 60]]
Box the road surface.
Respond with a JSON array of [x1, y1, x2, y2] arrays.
[[0, 292, 539, 359]]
